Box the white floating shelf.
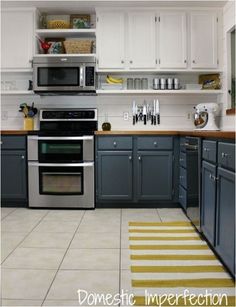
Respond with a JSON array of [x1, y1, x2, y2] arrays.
[[96, 89, 224, 95], [1, 91, 34, 95], [36, 29, 96, 38]]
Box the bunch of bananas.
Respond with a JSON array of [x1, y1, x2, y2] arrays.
[[106, 75, 123, 84]]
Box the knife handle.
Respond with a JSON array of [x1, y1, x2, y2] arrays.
[[133, 116, 136, 125], [154, 116, 156, 125], [157, 114, 160, 125], [144, 115, 147, 125], [151, 115, 154, 125]]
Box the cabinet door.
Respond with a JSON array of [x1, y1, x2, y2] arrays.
[[201, 161, 216, 245], [97, 12, 125, 69], [137, 151, 172, 200], [159, 12, 187, 68], [1, 9, 34, 69], [128, 12, 156, 69], [190, 11, 218, 68], [1, 150, 27, 201], [97, 151, 132, 200], [215, 167, 235, 275]]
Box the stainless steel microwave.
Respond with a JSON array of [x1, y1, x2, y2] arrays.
[[33, 56, 96, 94]]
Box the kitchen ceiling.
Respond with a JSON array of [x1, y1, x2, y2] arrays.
[[1, 0, 228, 13]]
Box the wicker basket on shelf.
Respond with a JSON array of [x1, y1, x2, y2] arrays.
[[63, 40, 92, 54]]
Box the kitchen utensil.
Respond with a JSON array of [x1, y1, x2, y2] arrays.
[[193, 103, 219, 130], [156, 99, 160, 125], [153, 78, 160, 90], [153, 100, 156, 125], [143, 103, 147, 125], [38, 38, 52, 54], [160, 78, 166, 90], [132, 101, 136, 125]]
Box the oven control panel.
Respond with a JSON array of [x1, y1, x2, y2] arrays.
[[40, 109, 97, 121]]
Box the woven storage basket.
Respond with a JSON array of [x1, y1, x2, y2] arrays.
[[64, 40, 92, 54], [47, 20, 70, 29]]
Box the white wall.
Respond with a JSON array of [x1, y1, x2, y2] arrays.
[[1, 93, 221, 131], [220, 0, 235, 130]]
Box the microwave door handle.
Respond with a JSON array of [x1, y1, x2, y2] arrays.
[[80, 66, 85, 88]]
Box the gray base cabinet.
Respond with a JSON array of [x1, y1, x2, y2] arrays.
[[1, 136, 27, 206], [201, 139, 235, 276], [97, 151, 133, 200], [201, 160, 216, 246], [215, 167, 235, 275], [96, 136, 175, 204], [137, 151, 172, 200]]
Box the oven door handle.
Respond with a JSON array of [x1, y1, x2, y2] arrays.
[[27, 136, 93, 141], [28, 162, 94, 167]]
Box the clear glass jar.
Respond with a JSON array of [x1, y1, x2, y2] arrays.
[[141, 78, 148, 89], [127, 78, 134, 90], [134, 78, 141, 90]]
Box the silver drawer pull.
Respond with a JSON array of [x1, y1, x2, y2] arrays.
[[129, 156, 132, 161], [180, 176, 184, 179], [221, 152, 228, 158], [153, 141, 157, 146], [179, 195, 183, 199], [138, 156, 141, 161], [203, 148, 209, 152], [21, 155, 25, 159], [113, 141, 117, 147], [209, 174, 218, 181], [179, 158, 184, 162], [0, 141, 2, 145]]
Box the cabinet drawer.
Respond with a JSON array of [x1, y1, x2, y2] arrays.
[[137, 136, 173, 150], [202, 140, 217, 163], [218, 142, 235, 171], [179, 151, 186, 168], [179, 166, 187, 189], [97, 136, 133, 150], [1, 136, 26, 150], [179, 185, 187, 210]]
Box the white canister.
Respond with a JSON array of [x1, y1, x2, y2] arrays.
[[174, 78, 180, 90], [160, 78, 166, 90], [153, 78, 160, 90], [167, 78, 173, 90]]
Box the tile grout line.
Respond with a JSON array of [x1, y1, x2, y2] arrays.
[[1, 210, 51, 264], [1, 207, 18, 221], [41, 210, 86, 306], [156, 208, 163, 222]]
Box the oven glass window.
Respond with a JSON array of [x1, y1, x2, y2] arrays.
[[39, 141, 83, 163], [38, 67, 79, 86], [39, 167, 83, 195]]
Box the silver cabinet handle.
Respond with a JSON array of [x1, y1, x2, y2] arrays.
[[130, 60, 133, 64], [203, 148, 209, 152], [121, 60, 124, 64], [179, 158, 184, 162], [138, 156, 141, 161], [180, 176, 184, 179], [153, 141, 157, 147], [129, 156, 132, 161], [192, 60, 196, 64], [221, 152, 228, 158], [0, 141, 3, 145], [21, 155, 25, 159], [184, 59, 187, 63], [209, 174, 218, 181], [113, 141, 117, 147], [179, 195, 183, 199]]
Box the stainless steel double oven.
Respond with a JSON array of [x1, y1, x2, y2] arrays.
[[28, 109, 97, 208]]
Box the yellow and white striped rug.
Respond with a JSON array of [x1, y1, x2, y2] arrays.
[[128, 221, 235, 306]]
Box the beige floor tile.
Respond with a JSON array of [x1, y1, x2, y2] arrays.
[[33, 220, 79, 233], [2, 247, 65, 269], [84, 209, 121, 217], [1, 232, 28, 262], [121, 232, 130, 248], [43, 300, 79, 306], [1, 207, 16, 219], [157, 208, 189, 222], [78, 219, 120, 233], [70, 232, 120, 249], [46, 270, 119, 301], [61, 248, 119, 270], [9, 208, 49, 219], [120, 270, 132, 292], [44, 210, 85, 222], [1, 299, 42, 306], [1, 218, 40, 233], [121, 249, 131, 270], [2, 268, 56, 300], [20, 232, 73, 249]]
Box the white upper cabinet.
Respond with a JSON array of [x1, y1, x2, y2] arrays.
[[159, 12, 187, 68], [1, 9, 35, 70], [97, 11, 125, 69], [127, 12, 156, 69], [190, 11, 218, 68]]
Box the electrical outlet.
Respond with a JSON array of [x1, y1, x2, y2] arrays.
[[123, 112, 129, 121], [187, 112, 191, 120], [1, 111, 8, 121]]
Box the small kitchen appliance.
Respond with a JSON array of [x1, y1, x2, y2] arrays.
[[27, 108, 97, 208], [194, 103, 220, 130], [33, 56, 96, 94]]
